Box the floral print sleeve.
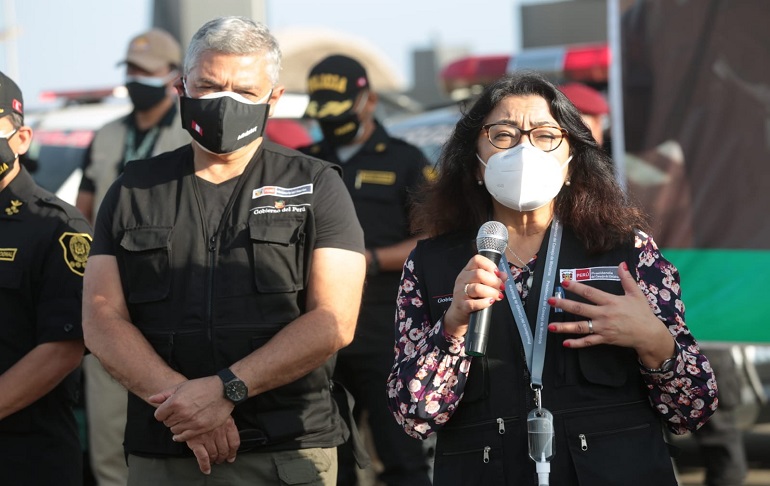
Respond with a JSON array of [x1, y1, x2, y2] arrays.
[[633, 231, 717, 434], [386, 250, 471, 440]]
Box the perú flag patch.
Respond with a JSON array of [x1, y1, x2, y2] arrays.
[[192, 120, 203, 136], [560, 266, 620, 282]]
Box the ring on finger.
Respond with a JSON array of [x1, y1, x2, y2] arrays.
[[464, 283, 470, 296], [587, 319, 594, 334]]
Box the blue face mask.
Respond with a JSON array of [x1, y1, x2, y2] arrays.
[[0, 129, 18, 181]]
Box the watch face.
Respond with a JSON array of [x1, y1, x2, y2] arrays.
[[225, 380, 248, 402]]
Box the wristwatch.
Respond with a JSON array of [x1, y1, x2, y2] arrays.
[[640, 350, 678, 373], [216, 368, 248, 404]]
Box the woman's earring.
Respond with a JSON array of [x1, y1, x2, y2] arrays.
[[565, 178, 571, 186], [477, 180, 484, 186]]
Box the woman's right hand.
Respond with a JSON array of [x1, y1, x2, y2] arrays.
[[443, 255, 506, 338]]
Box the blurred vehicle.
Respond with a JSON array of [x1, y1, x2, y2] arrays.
[[26, 88, 318, 205], [26, 90, 131, 205], [385, 104, 460, 165]]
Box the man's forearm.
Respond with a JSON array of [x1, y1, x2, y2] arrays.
[[230, 307, 349, 397], [85, 315, 186, 402], [0, 340, 84, 420]]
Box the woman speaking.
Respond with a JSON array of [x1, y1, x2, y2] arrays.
[[386, 72, 716, 486]]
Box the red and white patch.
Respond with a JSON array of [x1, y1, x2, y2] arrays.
[[12, 99, 22, 114], [559, 266, 620, 282], [191, 120, 203, 136]]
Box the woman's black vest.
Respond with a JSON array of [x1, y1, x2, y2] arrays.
[[414, 225, 677, 486], [112, 144, 347, 456]]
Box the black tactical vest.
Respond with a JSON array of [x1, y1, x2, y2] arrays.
[[413, 225, 677, 486], [112, 143, 347, 456]]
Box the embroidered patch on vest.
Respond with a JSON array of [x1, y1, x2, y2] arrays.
[[252, 184, 314, 199], [560, 266, 620, 282], [58, 232, 92, 276], [432, 293, 453, 305]]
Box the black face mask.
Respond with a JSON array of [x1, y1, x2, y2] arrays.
[[0, 131, 18, 182], [180, 93, 270, 154], [126, 81, 168, 111], [319, 114, 361, 147]]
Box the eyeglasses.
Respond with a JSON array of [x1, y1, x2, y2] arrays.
[[482, 123, 568, 152]]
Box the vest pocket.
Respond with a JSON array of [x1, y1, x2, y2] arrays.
[[577, 345, 634, 387], [249, 218, 305, 293], [119, 227, 172, 303], [565, 407, 677, 485], [434, 419, 511, 485]]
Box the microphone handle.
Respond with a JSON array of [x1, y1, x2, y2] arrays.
[[465, 249, 503, 357], [466, 306, 492, 357]]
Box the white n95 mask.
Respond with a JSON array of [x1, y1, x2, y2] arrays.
[[477, 145, 572, 212]]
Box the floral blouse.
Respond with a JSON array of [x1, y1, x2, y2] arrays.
[[386, 232, 718, 439]]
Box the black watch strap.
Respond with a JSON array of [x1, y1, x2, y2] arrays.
[[217, 367, 238, 383], [216, 368, 248, 404]]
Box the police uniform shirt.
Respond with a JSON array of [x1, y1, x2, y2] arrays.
[[0, 166, 91, 485], [300, 122, 430, 347], [300, 121, 431, 253]]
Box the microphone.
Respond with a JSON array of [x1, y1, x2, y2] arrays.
[[465, 221, 508, 357]]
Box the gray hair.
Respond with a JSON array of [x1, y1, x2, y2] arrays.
[[5, 113, 23, 130], [183, 16, 282, 85]]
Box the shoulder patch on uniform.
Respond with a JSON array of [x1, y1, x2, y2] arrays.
[[4, 199, 22, 215], [58, 232, 92, 276]]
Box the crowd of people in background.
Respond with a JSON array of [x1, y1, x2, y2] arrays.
[[0, 12, 745, 486]]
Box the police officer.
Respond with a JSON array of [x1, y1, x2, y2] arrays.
[[75, 28, 190, 486], [0, 70, 92, 485], [82, 17, 366, 486], [299, 54, 434, 486]]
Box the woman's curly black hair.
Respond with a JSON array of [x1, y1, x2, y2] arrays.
[[410, 71, 649, 253]]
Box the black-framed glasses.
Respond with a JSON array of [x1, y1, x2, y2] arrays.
[[482, 123, 568, 152]]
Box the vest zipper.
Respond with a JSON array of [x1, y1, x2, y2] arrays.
[[207, 234, 217, 341], [577, 423, 650, 452], [550, 399, 648, 417], [440, 415, 519, 431]]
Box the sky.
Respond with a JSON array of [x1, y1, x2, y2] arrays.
[[1, 0, 523, 110]]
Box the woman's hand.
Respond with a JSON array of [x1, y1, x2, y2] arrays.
[[546, 262, 675, 367], [443, 255, 506, 338]]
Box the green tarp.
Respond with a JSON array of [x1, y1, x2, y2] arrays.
[[664, 249, 770, 343]]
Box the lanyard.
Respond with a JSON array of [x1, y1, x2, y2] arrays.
[[499, 218, 563, 389], [123, 125, 160, 169]]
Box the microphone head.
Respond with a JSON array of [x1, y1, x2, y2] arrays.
[[476, 221, 508, 254]]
